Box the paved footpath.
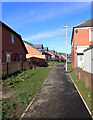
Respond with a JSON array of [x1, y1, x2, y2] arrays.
[[22, 64, 92, 119]]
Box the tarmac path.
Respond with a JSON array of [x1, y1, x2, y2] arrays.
[[22, 64, 92, 119]]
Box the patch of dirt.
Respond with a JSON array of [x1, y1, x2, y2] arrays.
[[2, 90, 14, 99], [48, 66, 53, 68]]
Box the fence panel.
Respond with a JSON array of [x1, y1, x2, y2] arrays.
[[2, 57, 46, 77], [2, 63, 7, 77], [23, 61, 30, 70], [2, 62, 22, 77], [8, 62, 21, 75]]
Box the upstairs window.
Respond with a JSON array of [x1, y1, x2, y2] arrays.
[[89, 29, 93, 42], [12, 33, 14, 43]]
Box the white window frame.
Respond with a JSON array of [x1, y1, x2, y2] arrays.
[[6, 53, 11, 63], [89, 29, 93, 42]]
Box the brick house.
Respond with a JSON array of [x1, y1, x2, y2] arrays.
[[48, 50, 59, 61], [0, 21, 28, 63], [57, 53, 66, 62], [43, 47, 51, 61], [24, 41, 51, 62], [71, 19, 93, 91], [71, 19, 93, 69]]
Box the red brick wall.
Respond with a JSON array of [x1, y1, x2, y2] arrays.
[[2, 26, 26, 62], [75, 67, 93, 91], [30, 57, 45, 66], [48, 51, 55, 59], [0, 23, 2, 62]]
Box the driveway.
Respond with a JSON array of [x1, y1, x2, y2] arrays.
[[22, 64, 92, 119]]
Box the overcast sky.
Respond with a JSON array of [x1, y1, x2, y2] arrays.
[[1, 2, 91, 53]]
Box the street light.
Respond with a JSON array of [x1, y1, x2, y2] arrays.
[[62, 26, 67, 72]]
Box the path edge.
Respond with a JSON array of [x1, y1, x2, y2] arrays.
[[19, 65, 56, 120], [68, 72, 93, 119]]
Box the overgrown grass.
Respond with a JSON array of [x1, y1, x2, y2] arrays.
[[2, 66, 53, 119], [67, 63, 74, 73], [67, 64, 93, 114]]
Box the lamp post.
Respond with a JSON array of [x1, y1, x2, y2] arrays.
[[62, 26, 67, 72]]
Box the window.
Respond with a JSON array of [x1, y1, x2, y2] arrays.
[[77, 55, 84, 69], [6, 54, 11, 62], [89, 29, 93, 42], [20, 55, 22, 62], [48, 56, 50, 60], [45, 55, 47, 61], [12, 34, 14, 43], [80, 56, 83, 61]]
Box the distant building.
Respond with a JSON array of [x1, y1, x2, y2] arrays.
[[58, 53, 66, 62], [48, 50, 59, 61], [43, 47, 51, 61], [67, 53, 71, 63], [24, 41, 51, 62]]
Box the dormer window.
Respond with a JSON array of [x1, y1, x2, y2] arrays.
[[12, 33, 14, 43]]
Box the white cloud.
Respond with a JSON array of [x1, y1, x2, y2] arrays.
[[23, 28, 65, 41], [2, 2, 91, 28]]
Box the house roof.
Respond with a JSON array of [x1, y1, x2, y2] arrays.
[[43, 47, 51, 56], [58, 53, 66, 57], [49, 50, 55, 55], [43, 47, 48, 51], [74, 19, 93, 28], [0, 21, 28, 54], [71, 19, 93, 44], [49, 50, 59, 57], [24, 41, 42, 53], [83, 45, 93, 52], [24, 41, 51, 56], [33, 44, 44, 49]]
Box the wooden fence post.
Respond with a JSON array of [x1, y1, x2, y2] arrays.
[[21, 61, 23, 71], [7, 62, 8, 76]]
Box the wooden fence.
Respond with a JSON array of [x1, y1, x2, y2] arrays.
[[75, 67, 93, 92], [2, 61, 32, 77], [2, 57, 46, 77]]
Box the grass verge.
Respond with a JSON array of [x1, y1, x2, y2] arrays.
[[2, 66, 53, 119], [67, 64, 93, 115], [48, 61, 64, 66]]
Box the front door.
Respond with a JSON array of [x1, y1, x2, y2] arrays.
[[77, 55, 84, 69]]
